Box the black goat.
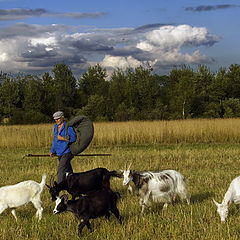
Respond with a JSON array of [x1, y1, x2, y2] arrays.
[[53, 189, 122, 236], [46, 167, 122, 201]]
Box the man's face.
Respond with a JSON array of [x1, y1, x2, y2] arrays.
[[54, 117, 64, 125]]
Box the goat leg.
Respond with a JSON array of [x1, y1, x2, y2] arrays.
[[86, 221, 93, 232], [104, 211, 111, 220], [110, 206, 122, 224], [78, 222, 86, 236], [11, 209, 17, 221]]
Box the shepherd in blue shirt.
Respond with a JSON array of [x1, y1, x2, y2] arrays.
[[50, 111, 77, 183]]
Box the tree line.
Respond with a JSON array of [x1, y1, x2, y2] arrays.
[[1, 63, 240, 124]]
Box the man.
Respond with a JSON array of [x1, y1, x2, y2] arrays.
[[50, 111, 77, 183]]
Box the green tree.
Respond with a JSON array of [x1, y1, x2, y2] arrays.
[[108, 69, 130, 118], [167, 66, 195, 119], [79, 94, 108, 121], [52, 63, 77, 112], [191, 66, 214, 118], [208, 67, 228, 117], [78, 64, 108, 105], [226, 64, 240, 99], [125, 66, 162, 119], [114, 102, 137, 121], [0, 77, 20, 117], [22, 75, 43, 112], [41, 72, 56, 116], [223, 98, 240, 118]]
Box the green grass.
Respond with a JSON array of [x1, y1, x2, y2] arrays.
[[1, 144, 240, 239]]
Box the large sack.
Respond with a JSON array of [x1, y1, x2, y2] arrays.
[[66, 116, 94, 155]]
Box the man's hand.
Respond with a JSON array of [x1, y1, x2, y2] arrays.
[[57, 135, 68, 141], [50, 153, 55, 157]]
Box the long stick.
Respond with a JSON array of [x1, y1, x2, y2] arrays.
[[23, 153, 112, 158]]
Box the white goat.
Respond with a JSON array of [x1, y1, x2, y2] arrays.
[[213, 176, 240, 222], [0, 174, 46, 221], [123, 167, 190, 213]]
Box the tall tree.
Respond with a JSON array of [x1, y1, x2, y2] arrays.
[[41, 72, 56, 116], [0, 77, 20, 117], [126, 66, 161, 119], [22, 75, 43, 112], [226, 64, 240, 99], [207, 67, 228, 117], [109, 69, 129, 112], [191, 65, 214, 118], [167, 66, 195, 119], [52, 63, 77, 112], [78, 64, 108, 106]]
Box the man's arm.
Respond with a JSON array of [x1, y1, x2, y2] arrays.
[[67, 126, 77, 143], [57, 126, 76, 142]]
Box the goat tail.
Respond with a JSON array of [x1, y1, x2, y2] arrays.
[[175, 175, 190, 203], [39, 174, 47, 192], [108, 170, 122, 178]]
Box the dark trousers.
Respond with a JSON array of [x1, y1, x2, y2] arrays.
[[57, 152, 74, 183]]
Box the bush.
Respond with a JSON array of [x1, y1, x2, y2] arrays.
[[10, 109, 50, 124], [223, 98, 240, 118]]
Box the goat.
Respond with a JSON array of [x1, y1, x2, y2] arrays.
[[53, 189, 122, 236], [123, 167, 190, 213], [46, 167, 122, 201], [213, 176, 240, 222], [0, 174, 46, 221]]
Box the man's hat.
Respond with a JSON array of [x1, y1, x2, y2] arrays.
[[53, 111, 64, 120]]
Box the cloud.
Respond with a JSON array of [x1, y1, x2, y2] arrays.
[[70, 39, 114, 52], [101, 55, 142, 69], [0, 8, 47, 20], [185, 5, 239, 12], [0, 23, 220, 75], [0, 8, 107, 21], [133, 23, 173, 32], [57, 12, 107, 19], [0, 23, 67, 39], [136, 25, 220, 50]]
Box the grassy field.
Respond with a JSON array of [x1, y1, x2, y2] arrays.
[[1, 119, 240, 239]]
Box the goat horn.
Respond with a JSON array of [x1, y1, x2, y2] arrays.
[[127, 162, 132, 170], [213, 198, 220, 206]]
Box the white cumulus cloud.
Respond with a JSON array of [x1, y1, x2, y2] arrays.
[[0, 23, 220, 74], [100, 55, 142, 69], [137, 24, 219, 51], [134, 24, 219, 66]]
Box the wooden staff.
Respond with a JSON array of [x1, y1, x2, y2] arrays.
[[23, 153, 112, 159]]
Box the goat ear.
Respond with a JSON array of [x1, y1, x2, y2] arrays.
[[62, 194, 68, 204], [213, 198, 220, 206], [45, 184, 51, 189], [50, 176, 55, 185]]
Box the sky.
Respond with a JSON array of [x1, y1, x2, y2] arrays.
[[0, 0, 240, 76]]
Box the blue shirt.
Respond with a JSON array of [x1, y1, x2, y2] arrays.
[[50, 121, 77, 156]]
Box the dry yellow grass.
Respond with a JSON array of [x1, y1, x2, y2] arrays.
[[0, 124, 52, 148], [1, 118, 240, 148], [94, 118, 240, 145]]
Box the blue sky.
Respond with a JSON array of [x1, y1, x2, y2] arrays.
[[0, 0, 239, 76]]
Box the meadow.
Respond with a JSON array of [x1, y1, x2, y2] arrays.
[[1, 119, 240, 240]]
